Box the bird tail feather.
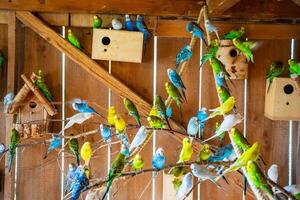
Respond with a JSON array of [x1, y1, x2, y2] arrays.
[[8, 154, 13, 173]]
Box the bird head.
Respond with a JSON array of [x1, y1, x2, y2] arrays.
[[240, 26, 245, 32], [123, 98, 129, 105], [68, 29, 72, 35], [99, 124, 104, 130], [114, 114, 120, 121], [183, 137, 190, 144], [288, 59, 296, 65], [232, 38, 238, 45], [230, 127, 237, 136], [134, 154, 142, 160], [125, 14, 130, 21], [156, 147, 164, 156], [109, 106, 116, 114], [93, 15, 99, 20], [112, 19, 118, 25], [186, 22, 194, 33], [190, 163, 196, 170], [136, 15, 142, 21], [202, 144, 210, 152], [68, 163, 76, 170], [165, 82, 172, 90]]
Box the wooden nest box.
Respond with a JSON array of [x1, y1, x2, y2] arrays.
[[265, 77, 300, 121], [7, 73, 57, 139], [216, 40, 248, 79]]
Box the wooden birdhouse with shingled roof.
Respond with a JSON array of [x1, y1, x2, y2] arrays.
[[6, 72, 57, 139]]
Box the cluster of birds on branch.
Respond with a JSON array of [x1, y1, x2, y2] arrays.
[[1, 12, 300, 200]]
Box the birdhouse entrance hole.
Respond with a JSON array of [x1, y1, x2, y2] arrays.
[[283, 84, 294, 95], [29, 101, 37, 109], [229, 48, 238, 57]]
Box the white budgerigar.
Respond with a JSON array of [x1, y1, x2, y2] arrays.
[[176, 172, 193, 200], [190, 164, 222, 189], [267, 164, 278, 183], [112, 18, 122, 30], [3, 92, 14, 113], [203, 113, 243, 142], [129, 126, 147, 152], [204, 19, 220, 40], [59, 113, 93, 134]]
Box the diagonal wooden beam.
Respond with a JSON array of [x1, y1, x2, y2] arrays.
[[207, 0, 240, 14], [15, 11, 187, 135]]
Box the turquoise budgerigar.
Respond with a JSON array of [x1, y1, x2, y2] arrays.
[[152, 148, 166, 170], [224, 27, 245, 40], [8, 128, 20, 173], [167, 68, 187, 102], [175, 45, 192, 69], [44, 135, 62, 159], [154, 95, 171, 129], [186, 22, 207, 46]]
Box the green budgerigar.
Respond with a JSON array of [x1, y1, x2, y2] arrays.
[[154, 95, 171, 129], [201, 39, 219, 68], [8, 128, 20, 173], [124, 98, 141, 126], [217, 86, 231, 104], [35, 69, 53, 102], [0, 51, 4, 72], [93, 15, 102, 29], [224, 27, 245, 40], [232, 38, 255, 63], [267, 61, 285, 93], [67, 29, 81, 49], [230, 128, 250, 152], [172, 178, 182, 192], [132, 154, 144, 170], [288, 59, 300, 75], [246, 160, 274, 199], [68, 136, 80, 166], [147, 115, 166, 129], [102, 145, 127, 200], [165, 82, 184, 107]]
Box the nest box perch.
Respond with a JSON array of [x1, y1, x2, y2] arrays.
[[7, 72, 57, 139]]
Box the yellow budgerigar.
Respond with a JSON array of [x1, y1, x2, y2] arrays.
[[206, 96, 235, 120], [107, 106, 116, 126], [80, 141, 92, 166], [178, 138, 193, 163], [114, 114, 126, 133], [149, 106, 160, 117], [197, 144, 212, 162]]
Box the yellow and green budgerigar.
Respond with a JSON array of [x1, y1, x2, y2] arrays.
[[114, 114, 126, 133], [67, 29, 81, 49], [8, 128, 20, 173], [93, 15, 102, 29], [147, 115, 166, 129], [246, 160, 274, 199], [172, 178, 182, 192], [288, 59, 300, 75], [131, 154, 144, 170], [223, 27, 245, 40], [68, 136, 80, 166], [107, 106, 116, 126], [217, 86, 231, 104], [154, 95, 171, 129], [206, 96, 235, 120], [197, 144, 212, 162], [232, 38, 255, 63], [230, 128, 250, 152], [149, 106, 160, 117], [266, 61, 285, 93], [80, 141, 92, 166], [35, 69, 53, 102], [221, 142, 261, 177], [124, 98, 141, 126], [178, 137, 193, 163], [165, 82, 184, 107]]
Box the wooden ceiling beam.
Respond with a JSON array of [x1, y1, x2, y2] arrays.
[[292, 0, 300, 6], [207, 0, 240, 14]]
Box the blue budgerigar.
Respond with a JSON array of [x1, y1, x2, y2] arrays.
[[216, 72, 229, 89], [204, 19, 220, 40], [187, 117, 199, 137], [68, 165, 89, 200], [125, 14, 135, 31], [136, 15, 150, 49], [186, 21, 207, 46], [65, 163, 77, 193], [100, 124, 112, 148], [176, 172, 193, 200], [129, 126, 147, 152], [72, 98, 100, 116], [175, 45, 192, 69], [3, 92, 14, 113], [44, 135, 62, 159], [167, 68, 187, 102], [152, 148, 166, 170], [208, 144, 235, 163]]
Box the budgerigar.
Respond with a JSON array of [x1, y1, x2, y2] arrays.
[[147, 115, 166, 128], [208, 144, 234, 163], [197, 144, 212, 162], [129, 126, 147, 152], [44, 134, 61, 159], [173, 178, 182, 192], [154, 95, 171, 129], [191, 164, 222, 188], [215, 122, 226, 146], [100, 124, 112, 148], [178, 138, 193, 163], [3, 92, 14, 113], [136, 15, 150, 49], [93, 15, 102, 29], [288, 59, 300, 76], [124, 98, 141, 126], [186, 22, 207, 46], [67, 29, 81, 49], [204, 113, 243, 142], [246, 160, 274, 198], [102, 145, 127, 200], [267, 61, 285, 93], [230, 128, 250, 152], [197, 108, 208, 138], [201, 39, 219, 68], [125, 14, 135, 31], [65, 163, 77, 192], [176, 172, 193, 200], [217, 86, 231, 104], [283, 185, 300, 200], [114, 114, 126, 133], [0, 143, 6, 154], [107, 106, 116, 126], [111, 18, 122, 30], [35, 69, 53, 102], [69, 165, 89, 200], [165, 82, 184, 107], [8, 128, 20, 173], [132, 154, 144, 170], [167, 68, 187, 102], [68, 136, 80, 166], [72, 98, 100, 115], [59, 113, 93, 134], [205, 96, 235, 120], [220, 142, 261, 177], [187, 117, 199, 137], [210, 57, 230, 78], [224, 27, 245, 40], [267, 164, 278, 184], [0, 51, 4, 72], [80, 142, 92, 166], [152, 148, 166, 170], [175, 45, 192, 69], [216, 72, 229, 90], [232, 38, 256, 63], [204, 19, 220, 40]]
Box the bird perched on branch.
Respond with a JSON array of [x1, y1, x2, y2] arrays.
[[35, 69, 53, 102], [8, 128, 20, 173], [114, 114, 126, 133], [100, 124, 112, 148], [205, 96, 235, 121], [112, 18, 122, 30], [152, 148, 166, 170], [80, 142, 92, 166], [67, 29, 81, 49], [167, 68, 187, 102], [59, 113, 93, 134], [197, 144, 212, 162], [72, 98, 100, 116], [232, 38, 256, 63], [68, 136, 80, 166], [175, 45, 192, 69], [68, 165, 89, 200], [44, 134, 61, 159], [176, 172, 193, 200], [93, 15, 102, 29], [136, 15, 150, 50], [201, 39, 219, 68], [178, 138, 193, 163], [125, 14, 135, 31], [187, 117, 199, 138], [3, 92, 14, 113], [266, 61, 285, 93], [204, 19, 220, 40], [129, 126, 147, 152], [288, 59, 300, 76], [165, 82, 184, 107], [223, 27, 245, 40], [124, 98, 141, 126], [132, 154, 144, 170], [147, 115, 166, 129], [186, 22, 207, 46], [154, 95, 171, 129], [107, 106, 116, 126], [191, 164, 222, 189]]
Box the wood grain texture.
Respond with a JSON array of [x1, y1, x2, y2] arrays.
[[0, 0, 204, 17], [207, 0, 240, 14], [37, 12, 69, 26]]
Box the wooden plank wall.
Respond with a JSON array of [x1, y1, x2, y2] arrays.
[[1, 22, 300, 200]]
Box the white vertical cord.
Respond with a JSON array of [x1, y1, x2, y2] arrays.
[[289, 39, 295, 187], [107, 60, 112, 200], [60, 26, 66, 200], [152, 36, 158, 200], [197, 39, 203, 200]]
